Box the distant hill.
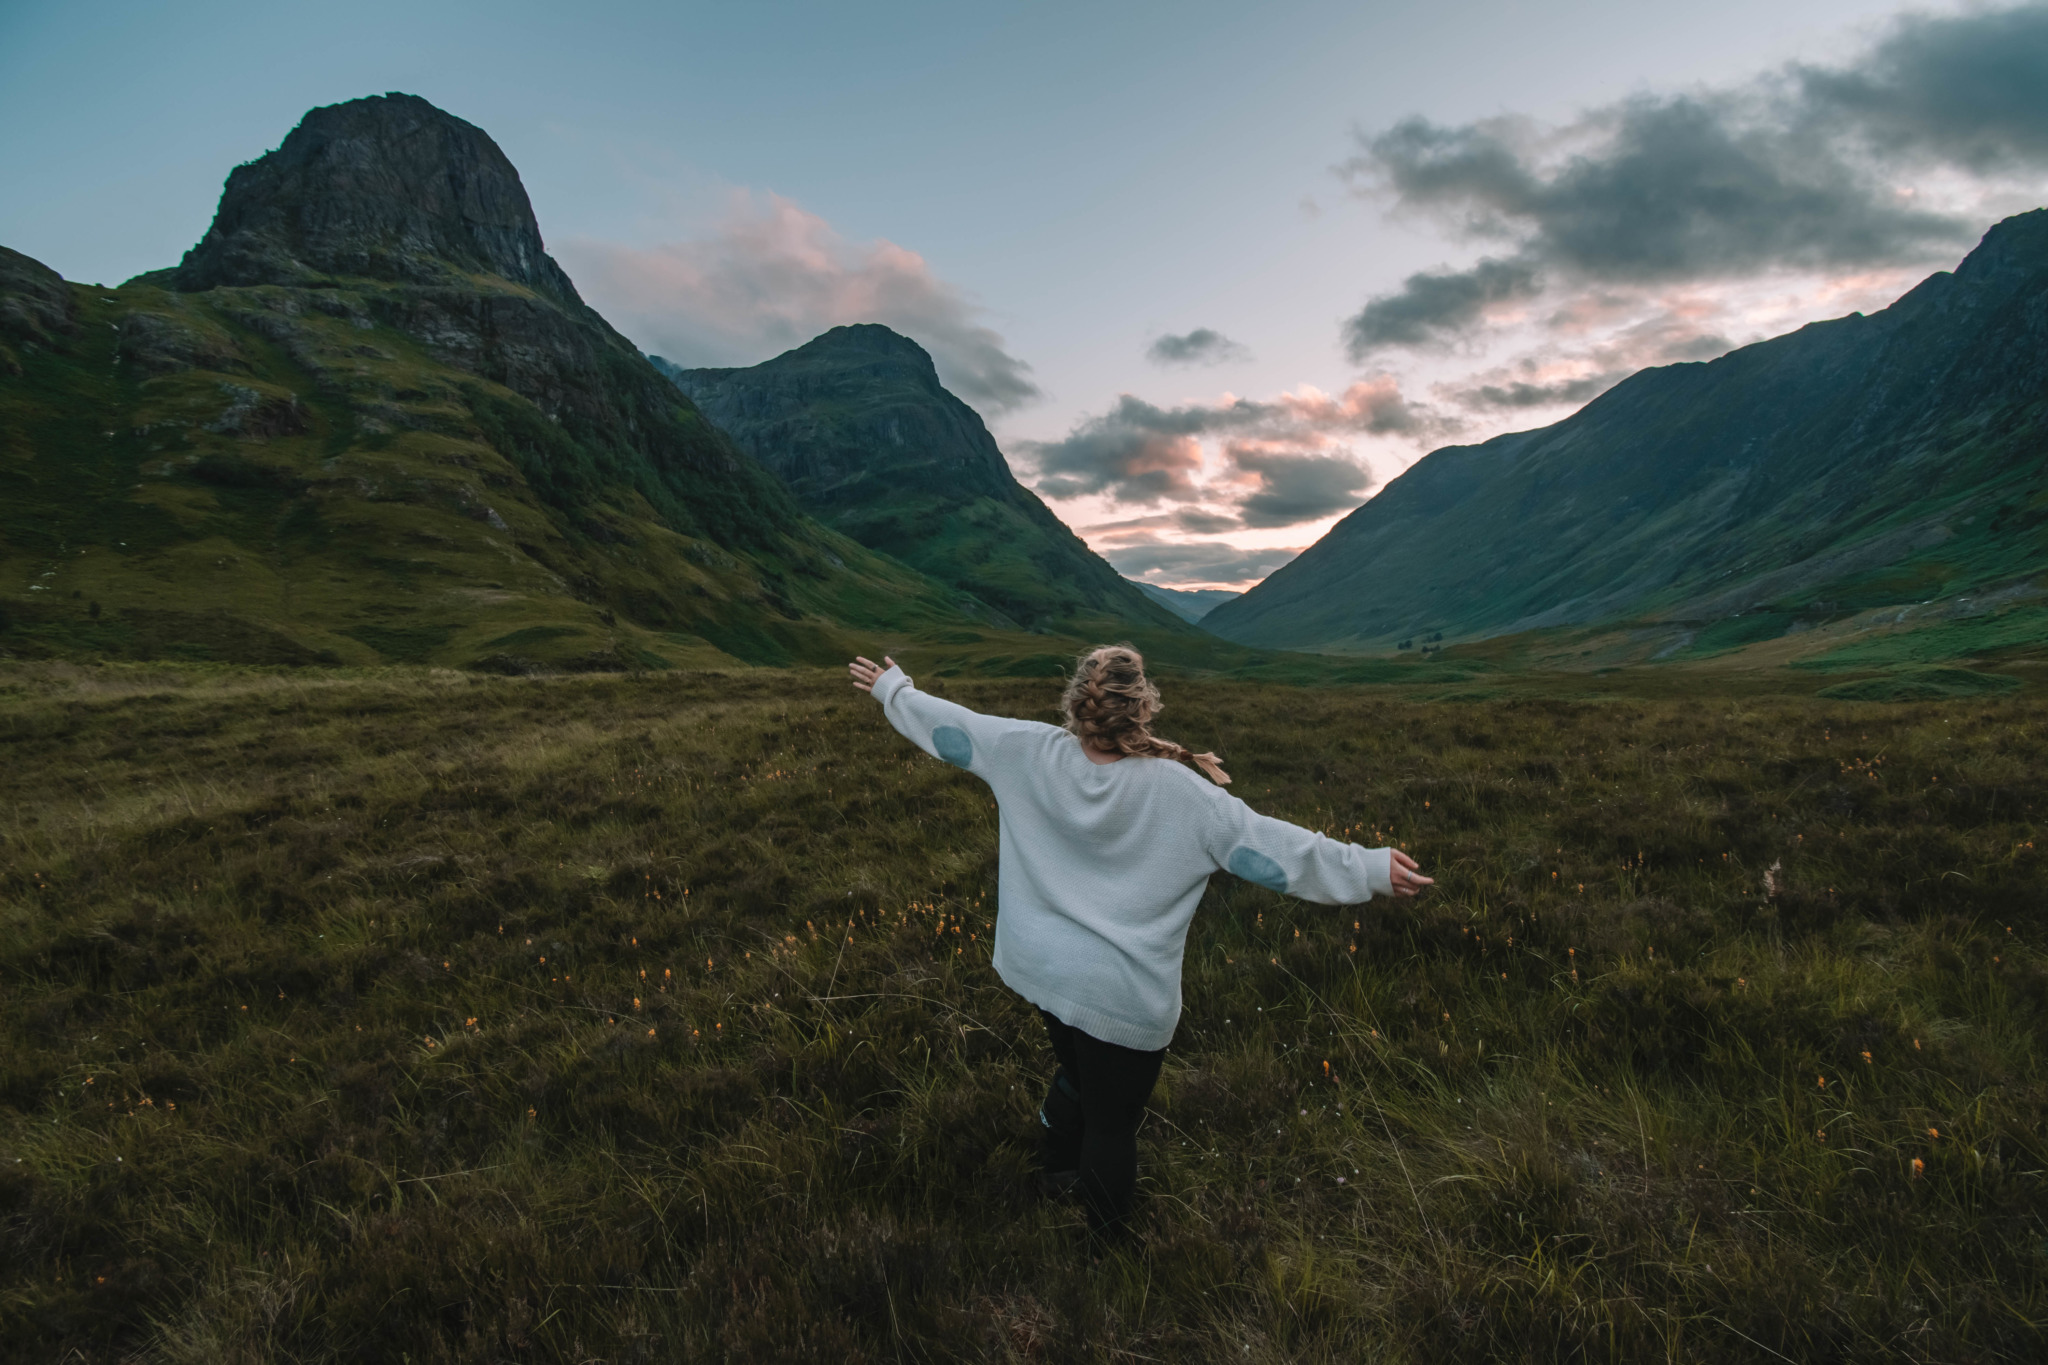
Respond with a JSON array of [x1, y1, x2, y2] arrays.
[[1131, 581, 1241, 624], [654, 327, 1189, 635], [0, 94, 990, 669], [1206, 209, 2048, 654]]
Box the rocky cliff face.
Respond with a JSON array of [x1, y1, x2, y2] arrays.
[[659, 326, 1187, 634], [0, 95, 987, 670], [174, 93, 581, 302], [1206, 209, 2048, 652], [155, 94, 779, 546]]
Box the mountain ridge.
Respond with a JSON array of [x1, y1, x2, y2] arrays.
[[1, 94, 1001, 670], [656, 325, 1190, 635], [1206, 208, 2048, 653]]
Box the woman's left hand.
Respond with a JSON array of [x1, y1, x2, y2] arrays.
[[848, 655, 895, 693]]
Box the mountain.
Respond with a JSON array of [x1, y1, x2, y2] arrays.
[[1206, 209, 2048, 654], [1131, 580, 1241, 624], [1, 94, 990, 669], [654, 327, 1189, 635]]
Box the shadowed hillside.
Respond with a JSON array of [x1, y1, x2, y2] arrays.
[[656, 326, 1189, 635], [1208, 210, 2048, 656]]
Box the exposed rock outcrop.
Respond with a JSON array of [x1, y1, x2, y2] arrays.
[[173, 92, 580, 302], [164, 93, 793, 549], [0, 246, 75, 372]]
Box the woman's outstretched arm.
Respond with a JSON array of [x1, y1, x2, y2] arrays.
[[849, 655, 1031, 777], [1199, 784, 1432, 904]]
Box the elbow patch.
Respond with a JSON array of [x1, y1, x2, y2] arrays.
[[932, 725, 973, 768], [1228, 847, 1288, 894]]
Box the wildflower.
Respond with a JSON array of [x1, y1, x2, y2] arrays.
[[648, 1029, 656, 1037], [1817, 1075, 1827, 1089], [1913, 1038, 1922, 1050], [634, 998, 641, 1010], [1928, 1127, 1939, 1139], [1861, 1050, 1872, 1064], [1911, 1158, 1925, 1178]]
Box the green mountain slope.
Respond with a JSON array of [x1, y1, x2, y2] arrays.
[[0, 94, 989, 670], [1207, 209, 2048, 654], [654, 326, 1189, 635]]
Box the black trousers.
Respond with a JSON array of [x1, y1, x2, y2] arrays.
[[1036, 1008, 1167, 1236]]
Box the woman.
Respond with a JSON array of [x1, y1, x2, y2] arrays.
[[849, 644, 1430, 1238]]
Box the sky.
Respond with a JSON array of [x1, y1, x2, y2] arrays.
[[6, 1, 2047, 589]]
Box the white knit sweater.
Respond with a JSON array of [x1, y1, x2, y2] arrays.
[[873, 665, 1394, 1050]]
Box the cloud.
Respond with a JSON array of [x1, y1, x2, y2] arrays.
[[1026, 395, 1216, 503], [1436, 300, 1738, 411], [1015, 376, 1441, 520], [1336, 4, 2048, 358], [1342, 256, 1542, 358], [1083, 508, 1245, 536], [1228, 445, 1376, 527], [559, 190, 1040, 413], [1270, 374, 1434, 436], [1797, 5, 2048, 170], [1094, 534, 1304, 587], [1147, 327, 1252, 366]]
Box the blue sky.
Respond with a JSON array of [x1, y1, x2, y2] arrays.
[[6, 1, 2044, 586]]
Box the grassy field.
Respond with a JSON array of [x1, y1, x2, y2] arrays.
[[2, 659, 2044, 1362]]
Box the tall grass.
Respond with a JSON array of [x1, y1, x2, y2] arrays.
[[1, 661, 2042, 1361]]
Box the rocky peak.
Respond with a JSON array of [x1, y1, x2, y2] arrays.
[[172, 93, 580, 301], [797, 323, 941, 370]]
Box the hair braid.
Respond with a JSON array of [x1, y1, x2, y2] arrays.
[[1059, 643, 1230, 784]]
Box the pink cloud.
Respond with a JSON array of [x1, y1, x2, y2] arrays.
[[558, 190, 1039, 412]]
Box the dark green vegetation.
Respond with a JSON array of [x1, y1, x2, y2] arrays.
[[4, 661, 2043, 1362], [0, 96, 1014, 674], [1207, 209, 2048, 656], [656, 327, 1184, 635]]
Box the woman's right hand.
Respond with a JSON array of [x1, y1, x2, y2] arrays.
[[1389, 849, 1433, 897]]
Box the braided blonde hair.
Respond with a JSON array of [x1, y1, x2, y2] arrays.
[[1059, 644, 1230, 784]]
